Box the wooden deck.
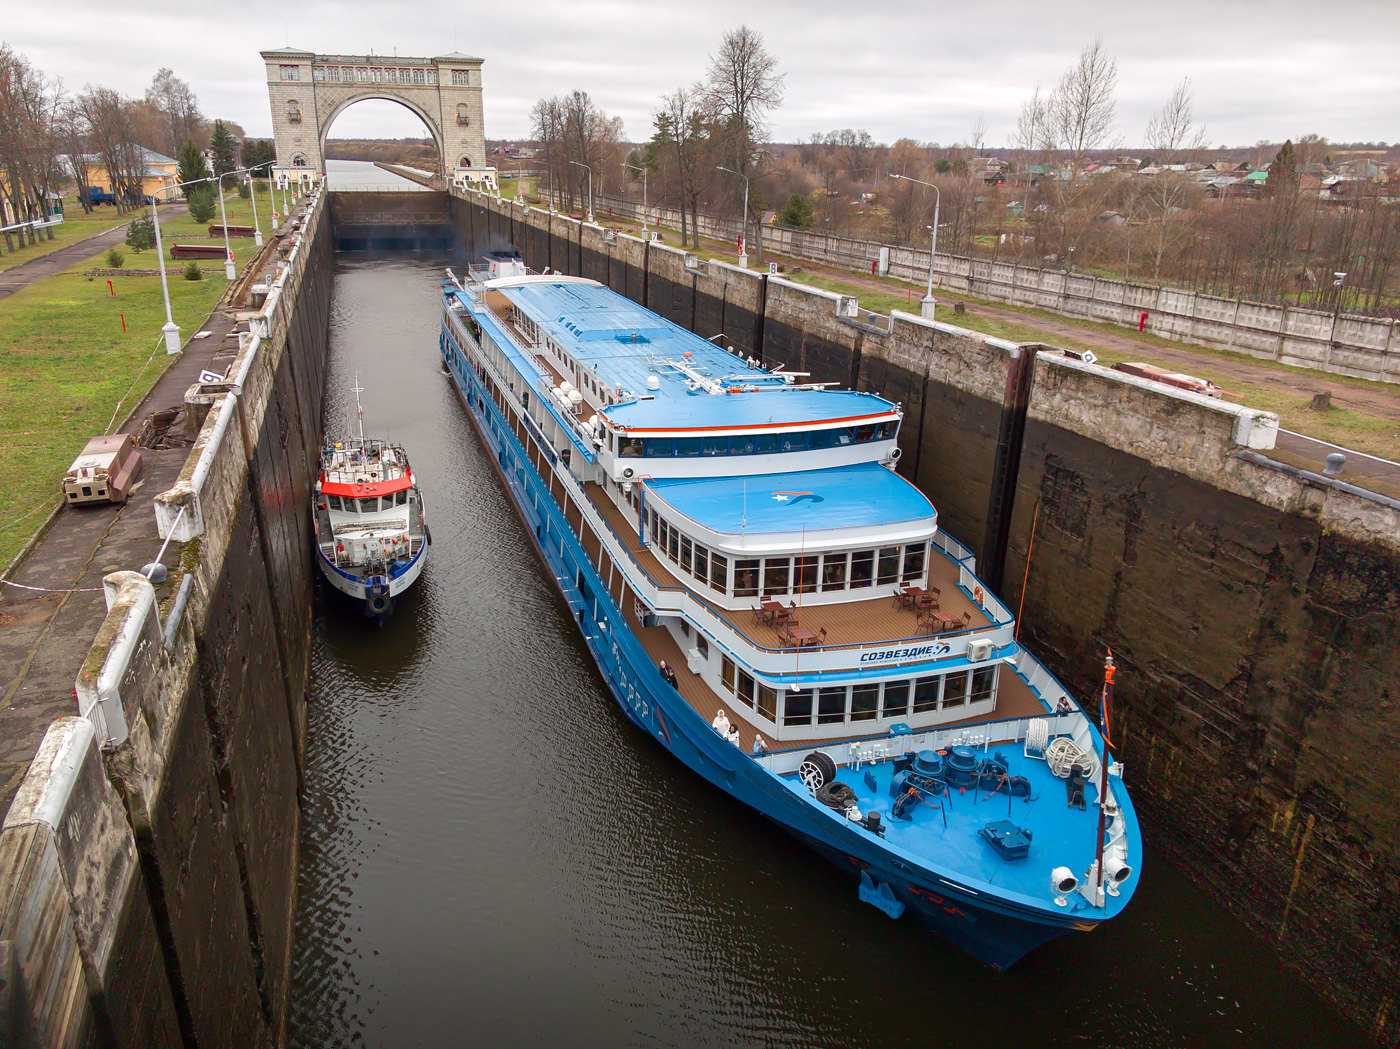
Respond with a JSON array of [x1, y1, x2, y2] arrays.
[[622, 592, 1050, 755], [586, 486, 991, 653]]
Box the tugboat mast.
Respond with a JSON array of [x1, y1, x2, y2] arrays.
[[352, 374, 367, 443]]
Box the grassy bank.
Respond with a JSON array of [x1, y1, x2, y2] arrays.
[[0, 197, 131, 274], [0, 212, 258, 570]]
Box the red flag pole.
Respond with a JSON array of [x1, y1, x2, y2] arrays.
[[1094, 650, 1116, 904]]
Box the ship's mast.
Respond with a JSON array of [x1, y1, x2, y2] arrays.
[[352, 374, 367, 443]]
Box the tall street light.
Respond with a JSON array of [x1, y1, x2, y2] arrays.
[[149, 198, 181, 354], [568, 160, 594, 223], [622, 161, 649, 233], [716, 164, 749, 266], [891, 173, 941, 319], [247, 165, 266, 248]]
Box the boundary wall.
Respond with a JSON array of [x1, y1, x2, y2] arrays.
[[0, 189, 333, 1047], [451, 183, 1400, 1044], [589, 191, 1399, 384]]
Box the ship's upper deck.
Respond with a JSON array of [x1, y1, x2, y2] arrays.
[[488, 278, 900, 434]]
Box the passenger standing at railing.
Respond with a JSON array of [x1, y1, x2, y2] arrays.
[[711, 707, 730, 735]]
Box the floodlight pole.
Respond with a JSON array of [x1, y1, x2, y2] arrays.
[[149, 198, 181, 354], [623, 161, 649, 232], [716, 165, 749, 266], [568, 160, 594, 223], [247, 165, 264, 247], [892, 173, 941, 318]]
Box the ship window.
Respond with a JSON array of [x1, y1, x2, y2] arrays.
[[903, 543, 926, 582], [850, 550, 875, 589], [757, 684, 777, 721], [834, 428, 854, 446], [667, 525, 680, 563], [818, 687, 848, 725], [680, 537, 693, 573], [730, 434, 754, 455], [396, 490, 408, 506], [702, 436, 728, 456], [733, 559, 760, 597], [358, 497, 379, 512], [877, 547, 901, 585], [754, 433, 779, 454], [854, 424, 878, 443], [821, 552, 847, 591], [882, 681, 910, 718], [944, 670, 969, 708], [806, 429, 832, 450], [696, 635, 709, 659], [781, 431, 807, 453], [880, 420, 899, 440], [674, 437, 701, 457], [680, 620, 690, 637], [644, 438, 673, 457], [794, 555, 818, 594], [784, 688, 813, 727], [851, 684, 879, 722], [327, 494, 343, 510], [709, 553, 727, 593], [693, 544, 708, 580], [913, 676, 940, 714], [736, 670, 755, 708], [763, 558, 790, 595], [649, 510, 659, 545], [721, 656, 736, 692], [619, 437, 642, 457], [971, 666, 997, 705]]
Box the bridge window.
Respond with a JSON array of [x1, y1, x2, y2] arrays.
[[328, 67, 340, 82], [427, 70, 439, 84], [370, 67, 383, 82], [343, 66, 355, 81], [413, 68, 426, 84], [356, 67, 369, 82], [279, 65, 300, 81], [451, 69, 470, 85], [286, 102, 302, 124], [458, 155, 473, 168], [313, 66, 326, 82], [457, 104, 471, 126]]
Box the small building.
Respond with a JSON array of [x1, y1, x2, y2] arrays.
[[79, 147, 180, 202]]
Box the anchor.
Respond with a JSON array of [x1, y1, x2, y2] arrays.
[[858, 871, 906, 919]]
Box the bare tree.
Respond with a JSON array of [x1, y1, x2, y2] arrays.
[[56, 96, 93, 212], [531, 91, 623, 215], [145, 68, 204, 156], [1011, 85, 1050, 249], [78, 86, 146, 212], [653, 84, 709, 246], [0, 45, 67, 227], [529, 95, 563, 208], [1140, 77, 1208, 281], [705, 25, 784, 262], [1046, 37, 1119, 258]]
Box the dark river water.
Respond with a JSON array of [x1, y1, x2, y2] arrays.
[[289, 251, 1367, 1049]]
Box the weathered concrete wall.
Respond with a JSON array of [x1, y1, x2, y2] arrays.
[[0, 189, 332, 1047], [328, 189, 451, 250], [449, 186, 1400, 1043]]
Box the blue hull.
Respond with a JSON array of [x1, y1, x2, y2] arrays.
[[440, 326, 1103, 970]]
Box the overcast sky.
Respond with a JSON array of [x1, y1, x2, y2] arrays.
[[8, 0, 1399, 149]]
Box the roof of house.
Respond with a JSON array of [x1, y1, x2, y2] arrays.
[[434, 51, 484, 61]]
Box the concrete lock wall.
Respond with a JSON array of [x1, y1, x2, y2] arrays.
[[589, 191, 1400, 385], [0, 189, 333, 1047], [446, 185, 1400, 1044]]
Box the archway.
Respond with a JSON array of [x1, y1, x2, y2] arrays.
[[321, 96, 445, 179], [261, 47, 487, 181]]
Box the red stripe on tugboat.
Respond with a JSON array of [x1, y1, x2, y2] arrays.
[[320, 476, 414, 497]]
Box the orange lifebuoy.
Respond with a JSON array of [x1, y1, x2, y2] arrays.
[[974, 586, 984, 605]]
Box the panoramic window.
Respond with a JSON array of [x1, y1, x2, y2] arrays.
[[763, 558, 790, 596], [902, 543, 926, 582], [851, 684, 879, 722], [754, 433, 779, 454], [818, 687, 847, 725], [913, 676, 939, 714], [807, 429, 832, 451], [971, 666, 997, 705], [644, 438, 673, 457], [794, 555, 818, 594], [326, 495, 343, 511], [849, 549, 875, 589], [730, 434, 755, 455], [721, 656, 735, 693], [702, 436, 728, 456], [781, 431, 807, 453], [943, 670, 969, 708], [694, 544, 709, 581], [784, 688, 813, 727], [877, 547, 901, 586], [757, 684, 777, 721], [882, 681, 910, 719], [709, 553, 728, 594], [821, 552, 847, 592], [618, 437, 643, 457], [674, 437, 702, 457], [736, 670, 756, 709], [734, 559, 760, 598]]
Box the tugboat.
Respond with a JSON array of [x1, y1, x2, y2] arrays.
[[438, 258, 1139, 968], [313, 377, 429, 621]]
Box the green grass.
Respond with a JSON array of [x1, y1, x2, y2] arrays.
[[0, 196, 133, 274], [0, 219, 260, 569]]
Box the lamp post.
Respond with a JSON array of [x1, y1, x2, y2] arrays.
[[716, 164, 750, 267], [214, 178, 236, 280], [149, 198, 181, 354], [891, 172, 941, 318], [623, 161, 649, 233], [568, 160, 594, 223], [247, 165, 265, 248]]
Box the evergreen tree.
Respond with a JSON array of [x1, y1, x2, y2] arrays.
[[1266, 139, 1297, 197], [187, 185, 216, 224], [210, 120, 238, 186], [125, 214, 155, 253], [177, 140, 211, 195], [778, 192, 814, 228]]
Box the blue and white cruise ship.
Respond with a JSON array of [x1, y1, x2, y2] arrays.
[[438, 252, 1140, 968]]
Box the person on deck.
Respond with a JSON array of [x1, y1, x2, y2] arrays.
[[659, 660, 678, 688], [752, 735, 768, 757], [1056, 697, 1073, 714], [712, 708, 730, 735], [727, 724, 741, 746]]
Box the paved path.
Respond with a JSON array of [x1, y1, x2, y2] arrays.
[[0, 219, 275, 820], [0, 204, 188, 301]]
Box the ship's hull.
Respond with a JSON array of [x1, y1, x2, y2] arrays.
[[440, 322, 1119, 969], [316, 539, 426, 620]]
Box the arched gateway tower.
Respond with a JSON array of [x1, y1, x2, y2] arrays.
[[261, 47, 487, 186]]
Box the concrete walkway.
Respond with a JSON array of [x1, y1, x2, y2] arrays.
[[0, 221, 276, 820], [0, 203, 188, 301]]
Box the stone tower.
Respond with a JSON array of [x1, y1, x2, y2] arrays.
[[261, 47, 487, 179]]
